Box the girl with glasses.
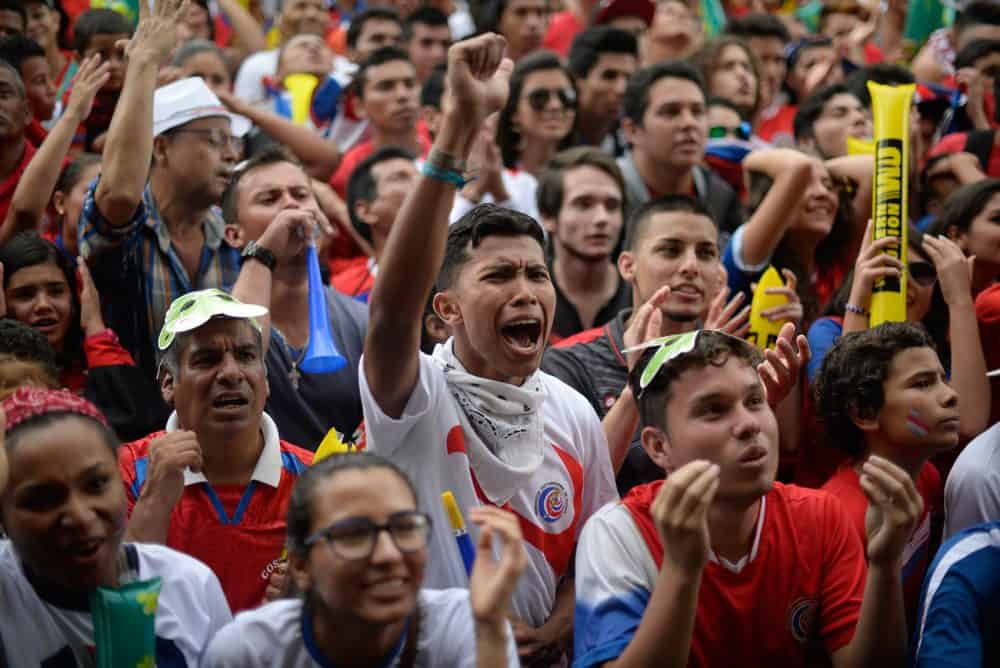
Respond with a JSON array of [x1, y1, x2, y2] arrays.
[[201, 452, 525, 668]]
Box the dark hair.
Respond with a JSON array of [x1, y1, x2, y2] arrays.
[[221, 145, 304, 226], [158, 317, 264, 382], [0, 233, 83, 372], [404, 5, 449, 37], [354, 46, 413, 101], [5, 411, 119, 454], [725, 12, 790, 42], [0, 33, 45, 73], [690, 36, 762, 117], [955, 38, 1000, 70], [566, 26, 638, 80], [0, 59, 24, 98], [813, 322, 937, 456], [706, 95, 745, 119], [55, 153, 101, 199], [793, 83, 854, 144], [472, 0, 508, 33], [630, 331, 764, 433], [286, 452, 417, 557], [73, 9, 133, 55], [420, 63, 446, 108], [0, 317, 58, 378], [347, 6, 403, 50], [956, 0, 1000, 36], [0, 1, 25, 29], [497, 50, 577, 169], [346, 145, 416, 243], [536, 146, 625, 219], [843, 64, 913, 108], [437, 204, 546, 290], [624, 195, 714, 251], [929, 178, 1000, 238], [623, 60, 706, 125]]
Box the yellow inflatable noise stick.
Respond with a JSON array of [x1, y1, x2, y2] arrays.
[[313, 428, 351, 464], [868, 82, 915, 327], [747, 266, 787, 350], [442, 491, 476, 576], [283, 73, 320, 126], [847, 136, 875, 156]]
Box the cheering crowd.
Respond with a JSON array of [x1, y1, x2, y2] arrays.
[[0, 0, 999, 666]]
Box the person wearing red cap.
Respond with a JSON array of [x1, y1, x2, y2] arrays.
[[0, 387, 232, 665], [543, 0, 653, 57]]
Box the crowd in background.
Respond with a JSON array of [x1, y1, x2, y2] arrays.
[[0, 0, 998, 666]]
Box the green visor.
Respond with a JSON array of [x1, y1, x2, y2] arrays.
[[158, 289, 268, 351], [623, 330, 756, 396]]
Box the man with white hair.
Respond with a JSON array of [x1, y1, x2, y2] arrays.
[[78, 0, 250, 378]]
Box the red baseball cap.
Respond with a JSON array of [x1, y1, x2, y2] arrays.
[[593, 0, 655, 27]]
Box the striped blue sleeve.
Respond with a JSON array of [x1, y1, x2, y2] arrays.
[[78, 175, 147, 258]]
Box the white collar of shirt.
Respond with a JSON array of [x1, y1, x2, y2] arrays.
[[165, 411, 283, 488], [708, 496, 766, 574]]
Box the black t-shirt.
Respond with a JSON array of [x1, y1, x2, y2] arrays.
[[550, 268, 632, 341]]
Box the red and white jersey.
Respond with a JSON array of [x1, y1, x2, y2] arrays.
[[359, 350, 618, 627]]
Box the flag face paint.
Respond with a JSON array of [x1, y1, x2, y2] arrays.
[[868, 82, 915, 326], [906, 408, 931, 439]]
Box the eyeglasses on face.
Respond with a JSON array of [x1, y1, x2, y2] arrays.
[[908, 260, 937, 287], [304, 511, 432, 561], [525, 87, 576, 112], [708, 122, 751, 141], [170, 127, 242, 153]]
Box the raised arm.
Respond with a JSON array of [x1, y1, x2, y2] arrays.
[[0, 56, 110, 246], [94, 0, 187, 227], [216, 0, 267, 58], [364, 34, 512, 418], [739, 149, 813, 267]]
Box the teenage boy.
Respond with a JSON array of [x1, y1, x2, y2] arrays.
[[0, 34, 56, 141], [793, 84, 870, 160], [574, 329, 922, 667], [360, 34, 617, 664], [816, 323, 960, 625], [405, 6, 451, 85]]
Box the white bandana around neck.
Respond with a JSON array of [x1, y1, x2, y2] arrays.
[[432, 339, 548, 505]]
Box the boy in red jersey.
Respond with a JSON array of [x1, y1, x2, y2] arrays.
[[118, 288, 313, 613], [573, 329, 922, 668], [816, 322, 961, 626]]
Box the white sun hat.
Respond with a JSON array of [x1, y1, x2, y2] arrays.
[[153, 77, 251, 138]]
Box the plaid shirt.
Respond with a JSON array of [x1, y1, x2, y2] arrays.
[[79, 176, 242, 377]]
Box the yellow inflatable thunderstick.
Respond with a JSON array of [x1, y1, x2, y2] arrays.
[[747, 266, 786, 350], [868, 82, 915, 326]]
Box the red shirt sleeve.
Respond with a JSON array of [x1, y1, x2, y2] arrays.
[[83, 329, 136, 369], [817, 491, 867, 654], [118, 441, 140, 516]]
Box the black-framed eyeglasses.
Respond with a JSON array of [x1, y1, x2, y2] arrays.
[[526, 87, 576, 112], [708, 122, 751, 141], [170, 127, 242, 153], [909, 260, 937, 287], [305, 511, 432, 561]]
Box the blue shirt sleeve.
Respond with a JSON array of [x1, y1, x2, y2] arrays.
[[722, 224, 770, 298], [805, 318, 843, 383], [78, 175, 147, 259]]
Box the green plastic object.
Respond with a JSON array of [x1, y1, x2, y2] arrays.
[[89, 577, 163, 668], [904, 0, 955, 48]]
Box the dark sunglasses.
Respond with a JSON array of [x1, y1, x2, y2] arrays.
[[909, 260, 937, 287], [708, 122, 752, 141], [526, 87, 576, 112]]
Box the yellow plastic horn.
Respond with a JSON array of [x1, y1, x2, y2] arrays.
[[868, 82, 915, 327], [283, 73, 320, 126], [313, 428, 350, 464], [747, 266, 787, 350]]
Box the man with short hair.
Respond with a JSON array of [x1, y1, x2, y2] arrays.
[[0, 62, 33, 226], [361, 34, 617, 664], [334, 146, 418, 303], [539, 147, 630, 340], [346, 6, 406, 64], [573, 329, 921, 668], [567, 26, 638, 157], [725, 12, 791, 124], [329, 47, 429, 196], [477, 0, 548, 62], [224, 148, 368, 450], [79, 0, 250, 378], [119, 289, 313, 613], [0, 34, 56, 141], [793, 84, 870, 159], [405, 6, 451, 85], [0, 0, 25, 38], [618, 60, 743, 244]]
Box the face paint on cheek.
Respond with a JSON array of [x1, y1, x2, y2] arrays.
[[906, 408, 931, 439]]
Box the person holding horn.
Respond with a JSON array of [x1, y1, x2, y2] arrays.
[[227, 146, 369, 450], [359, 32, 618, 665]]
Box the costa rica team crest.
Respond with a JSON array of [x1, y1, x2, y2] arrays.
[[787, 597, 818, 645], [535, 482, 569, 523]]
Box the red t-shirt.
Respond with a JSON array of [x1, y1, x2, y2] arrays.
[[328, 122, 433, 197], [330, 255, 375, 302], [542, 11, 584, 57], [621, 481, 865, 665], [119, 429, 313, 613], [975, 283, 1000, 424], [821, 461, 941, 627], [0, 140, 36, 225], [756, 104, 798, 146], [929, 131, 1000, 178]]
